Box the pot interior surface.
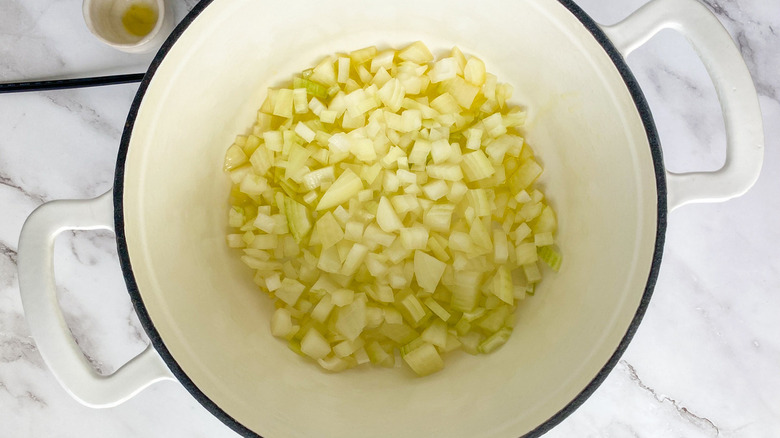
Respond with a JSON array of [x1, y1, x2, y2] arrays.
[[119, 0, 662, 436]]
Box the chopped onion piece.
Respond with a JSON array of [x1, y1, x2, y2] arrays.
[[414, 250, 446, 293], [399, 41, 434, 64], [400, 226, 429, 250], [464, 57, 486, 86], [337, 57, 350, 84], [402, 341, 443, 377], [315, 212, 344, 250], [376, 196, 403, 233], [293, 88, 309, 114], [423, 297, 451, 322], [301, 329, 331, 359], [294, 122, 316, 143], [316, 169, 363, 211], [538, 246, 563, 272], [370, 49, 396, 74], [271, 308, 294, 337], [428, 57, 458, 83], [350, 46, 377, 65]]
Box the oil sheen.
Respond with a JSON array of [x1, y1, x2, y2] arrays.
[[122, 3, 157, 37]]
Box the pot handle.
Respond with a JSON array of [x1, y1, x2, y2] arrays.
[[17, 190, 174, 408], [602, 0, 763, 210]]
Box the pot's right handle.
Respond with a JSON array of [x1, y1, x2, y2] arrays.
[[17, 190, 174, 408], [602, 0, 764, 210]]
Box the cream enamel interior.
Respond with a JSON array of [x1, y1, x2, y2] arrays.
[[120, 0, 660, 437]]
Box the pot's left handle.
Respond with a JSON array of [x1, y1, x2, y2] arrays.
[[17, 190, 174, 408]]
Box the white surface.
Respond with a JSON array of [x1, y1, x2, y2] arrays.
[[1, 0, 778, 437]]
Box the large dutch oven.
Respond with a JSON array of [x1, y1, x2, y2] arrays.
[[17, 0, 763, 437]]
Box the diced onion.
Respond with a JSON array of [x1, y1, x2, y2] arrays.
[[224, 42, 561, 377]]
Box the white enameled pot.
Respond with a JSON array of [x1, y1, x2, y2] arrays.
[[17, 0, 763, 437]]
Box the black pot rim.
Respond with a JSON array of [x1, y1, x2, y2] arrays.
[[113, 1, 667, 437]]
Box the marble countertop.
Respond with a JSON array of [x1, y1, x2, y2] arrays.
[[1, 0, 778, 436]]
